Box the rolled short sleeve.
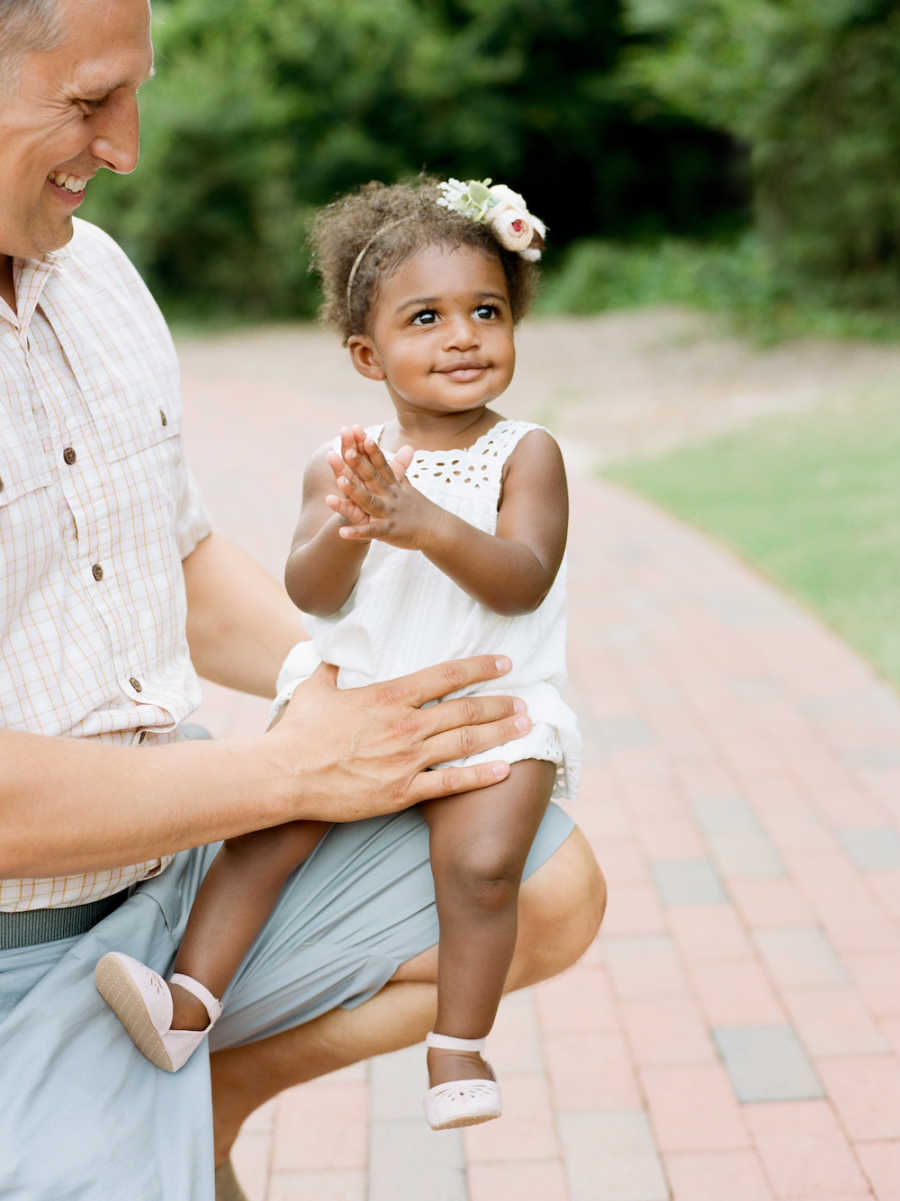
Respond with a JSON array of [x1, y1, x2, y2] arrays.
[[175, 462, 213, 560]]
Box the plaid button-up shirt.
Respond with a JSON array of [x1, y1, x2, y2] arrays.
[[0, 219, 211, 910]]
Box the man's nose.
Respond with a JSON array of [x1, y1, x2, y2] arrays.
[[90, 91, 140, 175]]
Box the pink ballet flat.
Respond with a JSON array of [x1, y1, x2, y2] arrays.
[[424, 1032, 502, 1130], [95, 951, 221, 1072]]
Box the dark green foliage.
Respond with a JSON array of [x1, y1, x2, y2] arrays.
[[80, 0, 743, 319], [537, 235, 900, 343], [623, 0, 900, 304]]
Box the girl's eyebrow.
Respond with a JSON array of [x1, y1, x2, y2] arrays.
[[395, 296, 439, 315], [394, 290, 508, 315]]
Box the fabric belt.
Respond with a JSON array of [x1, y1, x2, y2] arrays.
[[0, 889, 131, 950]]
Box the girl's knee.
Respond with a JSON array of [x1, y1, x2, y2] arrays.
[[438, 844, 524, 913]]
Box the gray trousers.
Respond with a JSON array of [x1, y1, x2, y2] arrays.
[[0, 803, 573, 1200]]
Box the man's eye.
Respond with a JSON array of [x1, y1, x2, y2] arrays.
[[75, 95, 107, 116], [411, 309, 438, 326], [475, 304, 498, 319]]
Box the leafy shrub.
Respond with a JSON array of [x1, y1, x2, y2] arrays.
[[80, 0, 743, 319], [623, 0, 900, 303]]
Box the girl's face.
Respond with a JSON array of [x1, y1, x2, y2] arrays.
[[348, 243, 516, 421]]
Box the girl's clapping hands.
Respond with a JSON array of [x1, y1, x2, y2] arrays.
[[326, 426, 440, 551]]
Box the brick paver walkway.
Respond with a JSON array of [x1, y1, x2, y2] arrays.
[[180, 323, 900, 1201]]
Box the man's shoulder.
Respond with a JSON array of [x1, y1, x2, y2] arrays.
[[69, 217, 132, 266], [65, 219, 163, 322]]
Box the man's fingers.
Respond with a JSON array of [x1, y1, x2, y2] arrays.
[[371, 655, 513, 708], [409, 759, 511, 804], [310, 660, 339, 686], [417, 692, 526, 737], [421, 713, 531, 770], [282, 660, 337, 707]]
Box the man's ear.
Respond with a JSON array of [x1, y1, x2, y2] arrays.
[[347, 335, 386, 382]]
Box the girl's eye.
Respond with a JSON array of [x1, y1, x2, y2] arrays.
[[411, 309, 438, 326], [475, 304, 499, 319]]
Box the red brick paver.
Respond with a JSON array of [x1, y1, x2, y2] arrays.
[[180, 322, 898, 1200]]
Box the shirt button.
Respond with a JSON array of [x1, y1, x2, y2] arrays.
[[92, 563, 104, 581], [0, 476, 4, 492], [63, 446, 77, 465], [159, 409, 168, 427], [129, 676, 143, 693]]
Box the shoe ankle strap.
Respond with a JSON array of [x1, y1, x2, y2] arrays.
[[169, 972, 222, 1024], [426, 1032, 486, 1052]]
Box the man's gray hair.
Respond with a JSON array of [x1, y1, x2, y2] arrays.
[[0, 0, 65, 88]]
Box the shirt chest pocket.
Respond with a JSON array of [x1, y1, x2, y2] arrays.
[[70, 353, 186, 548], [91, 370, 183, 465]]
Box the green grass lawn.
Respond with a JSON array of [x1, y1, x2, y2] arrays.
[[604, 398, 900, 691]]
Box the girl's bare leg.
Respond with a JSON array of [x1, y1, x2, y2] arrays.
[[421, 759, 556, 1087], [168, 821, 330, 1030], [210, 824, 605, 1164]]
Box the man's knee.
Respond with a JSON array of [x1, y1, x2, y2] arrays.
[[509, 826, 606, 989]]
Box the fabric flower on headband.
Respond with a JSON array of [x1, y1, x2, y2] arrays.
[[436, 179, 546, 262]]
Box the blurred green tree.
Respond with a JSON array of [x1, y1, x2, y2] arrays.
[[622, 0, 900, 301], [81, 0, 743, 318]]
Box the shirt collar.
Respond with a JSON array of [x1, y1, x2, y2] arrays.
[[0, 243, 74, 336]]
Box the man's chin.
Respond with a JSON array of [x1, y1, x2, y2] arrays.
[[31, 216, 76, 259]]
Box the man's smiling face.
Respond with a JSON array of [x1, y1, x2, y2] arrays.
[[0, 0, 153, 261]]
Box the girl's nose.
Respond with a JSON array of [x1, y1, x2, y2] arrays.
[[443, 314, 480, 350]]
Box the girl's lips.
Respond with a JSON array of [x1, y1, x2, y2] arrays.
[[439, 364, 488, 381]]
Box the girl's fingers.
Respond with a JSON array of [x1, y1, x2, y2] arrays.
[[346, 440, 395, 490], [390, 444, 415, 481], [327, 449, 349, 481], [336, 474, 388, 517], [361, 437, 397, 484], [339, 517, 390, 540], [325, 495, 367, 525]]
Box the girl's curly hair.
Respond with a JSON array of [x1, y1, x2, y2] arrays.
[[309, 177, 539, 344]]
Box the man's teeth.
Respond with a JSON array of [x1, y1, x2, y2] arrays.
[[48, 171, 86, 194]]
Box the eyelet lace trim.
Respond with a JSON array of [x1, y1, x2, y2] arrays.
[[404, 421, 540, 493]]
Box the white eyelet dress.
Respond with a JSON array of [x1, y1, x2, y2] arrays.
[[276, 419, 581, 800]]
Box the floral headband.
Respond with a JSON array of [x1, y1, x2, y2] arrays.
[[345, 178, 545, 317], [436, 178, 546, 262]]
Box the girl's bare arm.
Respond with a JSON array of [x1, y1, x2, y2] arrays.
[[284, 444, 372, 616], [330, 429, 568, 616]]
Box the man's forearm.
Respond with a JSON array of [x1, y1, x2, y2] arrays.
[[0, 728, 287, 878], [0, 657, 531, 881], [183, 532, 307, 698]]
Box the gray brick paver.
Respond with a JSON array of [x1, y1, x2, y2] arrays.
[[650, 859, 728, 907], [713, 1025, 824, 1102]]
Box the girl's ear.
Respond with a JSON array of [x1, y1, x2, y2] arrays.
[[347, 335, 386, 382]]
